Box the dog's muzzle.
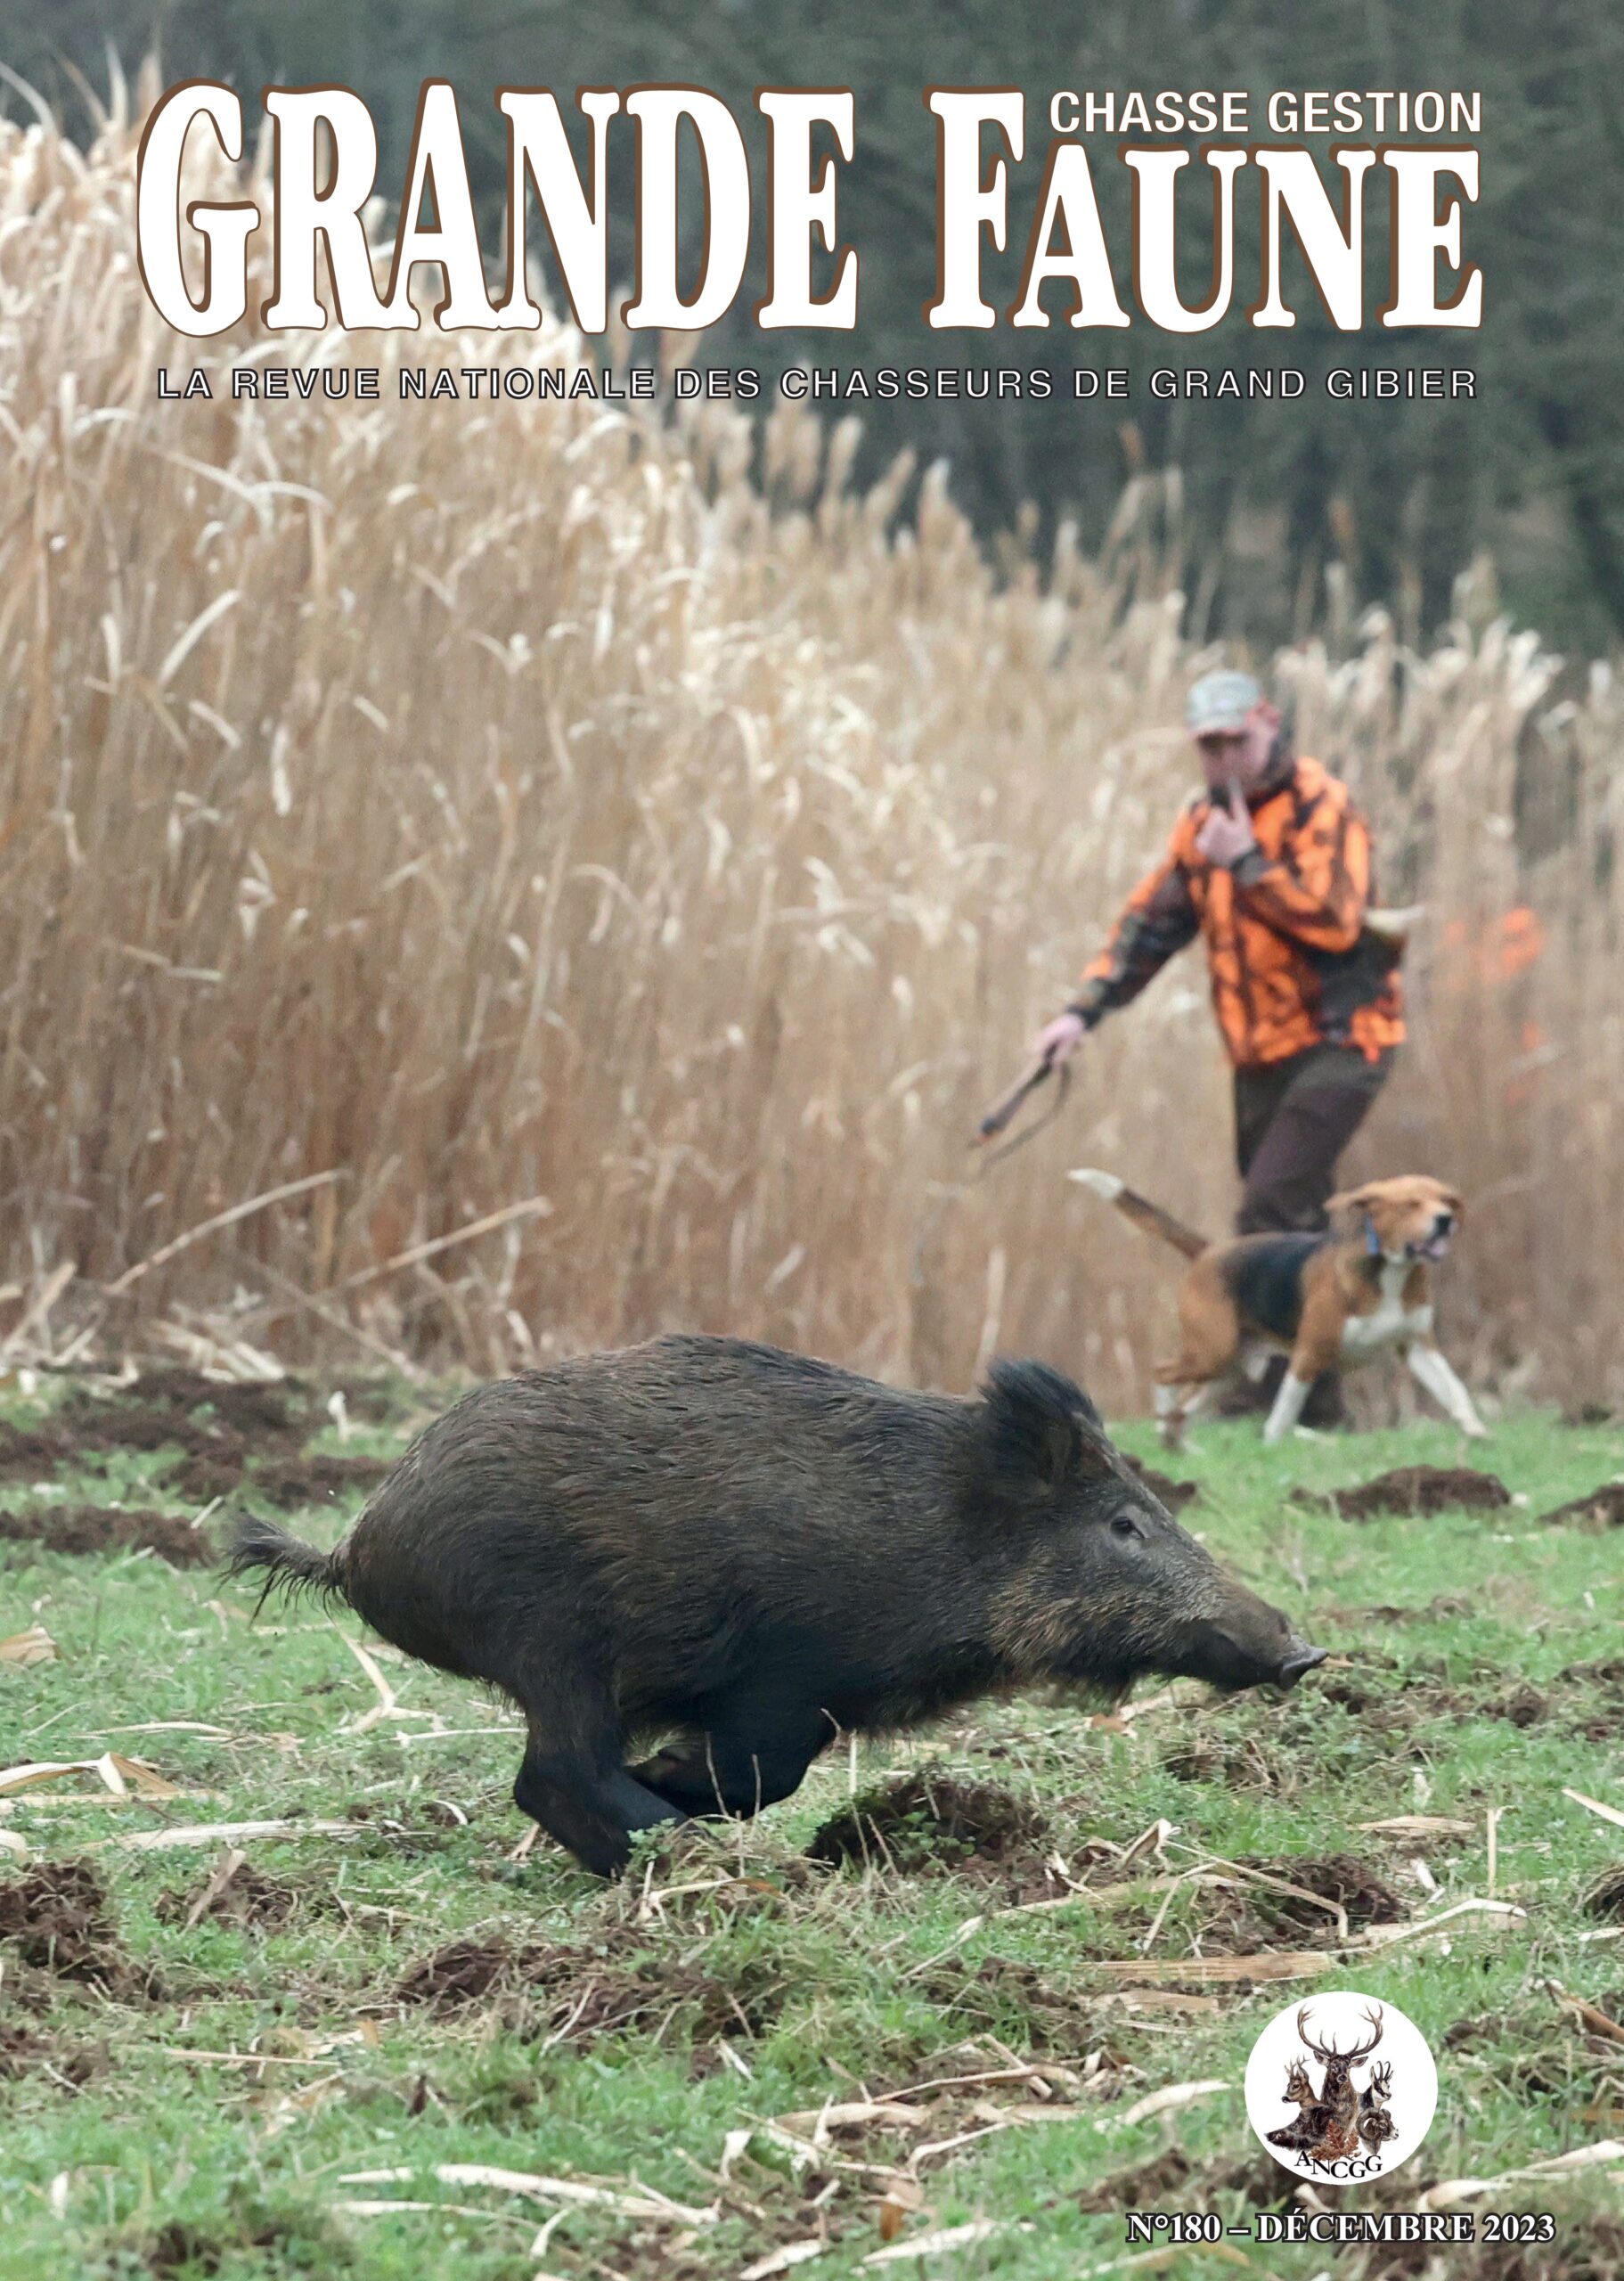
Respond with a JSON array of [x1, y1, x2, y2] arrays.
[[1412, 1215, 1454, 1262]]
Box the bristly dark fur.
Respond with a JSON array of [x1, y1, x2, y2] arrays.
[[223, 1510, 347, 1618], [215, 1332, 1318, 1879], [980, 1357, 1107, 1488]]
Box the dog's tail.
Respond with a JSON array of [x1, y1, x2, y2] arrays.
[[1068, 1168, 1210, 1261]]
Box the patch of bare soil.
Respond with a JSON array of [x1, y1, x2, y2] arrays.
[[0, 2023, 107, 2087], [144, 2224, 232, 2279], [1161, 1735, 1290, 1792], [0, 1860, 159, 1997], [1296, 1464, 1512, 1519], [805, 1774, 1047, 1876], [142, 2210, 347, 2278], [0, 1418, 79, 1483], [165, 1456, 243, 1504], [0, 1503, 212, 1567], [0, 1369, 394, 1515], [1489, 1680, 1548, 1726], [396, 1929, 786, 2045], [0, 1395, 239, 1491], [157, 1862, 301, 1933], [1541, 1482, 1624, 1529], [1124, 1458, 1198, 1511], [1562, 1657, 1624, 1687], [1238, 1852, 1404, 1934], [1315, 1669, 1396, 1717], [60, 1369, 313, 1447], [0, 1861, 117, 1981], [1581, 1867, 1624, 1921], [396, 1936, 510, 2008], [80, 1406, 229, 1459], [1286, 1658, 1550, 1745]]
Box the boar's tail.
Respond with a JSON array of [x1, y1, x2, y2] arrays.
[[223, 1511, 350, 1615], [1067, 1168, 1209, 1261]]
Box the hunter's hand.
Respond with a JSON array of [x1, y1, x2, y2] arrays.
[[1032, 1010, 1088, 1067], [1195, 781, 1258, 869]]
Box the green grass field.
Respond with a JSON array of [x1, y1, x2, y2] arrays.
[[3, 1372, 1623, 2280]]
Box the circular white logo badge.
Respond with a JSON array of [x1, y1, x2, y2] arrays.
[[1245, 1991, 1438, 2183]]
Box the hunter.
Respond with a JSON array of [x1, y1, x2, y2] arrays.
[[1034, 668, 1405, 1419]]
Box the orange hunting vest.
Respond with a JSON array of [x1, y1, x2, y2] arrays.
[[1076, 757, 1405, 1068]]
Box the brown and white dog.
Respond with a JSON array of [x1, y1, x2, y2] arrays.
[[1068, 1170, 1486, 1447]]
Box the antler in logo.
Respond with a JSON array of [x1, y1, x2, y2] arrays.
[[1267, 2002, 1390, 2165]]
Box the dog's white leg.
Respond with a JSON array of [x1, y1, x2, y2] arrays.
[[1406, 1342, 1488, 1437], [1155, 1381, 1187, 1448], [1239, 1340, 1274, 1385], [1157, 1379, 1214, 1449], [1262, 1370, 1313, 1445]]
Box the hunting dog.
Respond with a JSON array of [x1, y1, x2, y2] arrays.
[[1068, 1170, 1486, 1447]]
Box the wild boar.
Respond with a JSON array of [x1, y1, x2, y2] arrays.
[[226, 1334, 1325, 1876]]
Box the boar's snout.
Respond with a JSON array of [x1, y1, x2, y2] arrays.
[[1277, 1640, 1328, 1688], [1181, 1582, 1327, 1694]]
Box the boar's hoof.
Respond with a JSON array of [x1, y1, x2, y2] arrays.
[[512, 1746, 684, 1880]]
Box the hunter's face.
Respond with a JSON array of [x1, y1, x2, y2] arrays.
[[1196, 703, 1279, 797]]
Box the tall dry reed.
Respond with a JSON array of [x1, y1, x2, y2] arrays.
[[0, 99, 1618, 1411]]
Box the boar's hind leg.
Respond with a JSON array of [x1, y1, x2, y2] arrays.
[[631, 1701, 826, 1819], [512, 1693, 683, 1879]]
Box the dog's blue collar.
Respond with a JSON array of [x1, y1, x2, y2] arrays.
[[1363, 1215, 1383, 1257]]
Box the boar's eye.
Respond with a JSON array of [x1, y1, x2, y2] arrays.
[[1110, 1512, 1143, 1541]]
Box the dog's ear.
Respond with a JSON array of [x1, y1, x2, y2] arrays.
[[1436, 1184, 1465, 1220], [1326, 1181, 1384, 1222]]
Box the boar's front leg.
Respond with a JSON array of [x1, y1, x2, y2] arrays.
[[512, 1705, 684, 1879], [631, 1696, 828, 1819]]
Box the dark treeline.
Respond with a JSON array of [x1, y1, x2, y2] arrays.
[[10, 0, 1622, 649]]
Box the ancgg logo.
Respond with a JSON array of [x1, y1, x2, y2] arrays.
[[1245, 1993, 1438, 2181]]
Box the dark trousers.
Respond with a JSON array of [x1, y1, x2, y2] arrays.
[[1233, 1045, 1393, 1237]]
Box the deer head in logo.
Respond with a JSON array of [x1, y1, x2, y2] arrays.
[[1264, 2054, 1322, 2153], [1277, 2001, 1386, 2162], [1282, 2056, 1314, 2108]]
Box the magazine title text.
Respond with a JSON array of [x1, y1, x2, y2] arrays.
[[138, 83, 1484, 339]]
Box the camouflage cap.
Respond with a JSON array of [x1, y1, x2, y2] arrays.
[[1186, 669, 1263, 735]]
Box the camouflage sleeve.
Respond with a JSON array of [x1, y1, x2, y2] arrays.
[[1073, 844, 1200, 1024], [1230, 787, 1369, 953]]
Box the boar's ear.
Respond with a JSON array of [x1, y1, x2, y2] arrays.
[[981, 1358, 1112, 1490]]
